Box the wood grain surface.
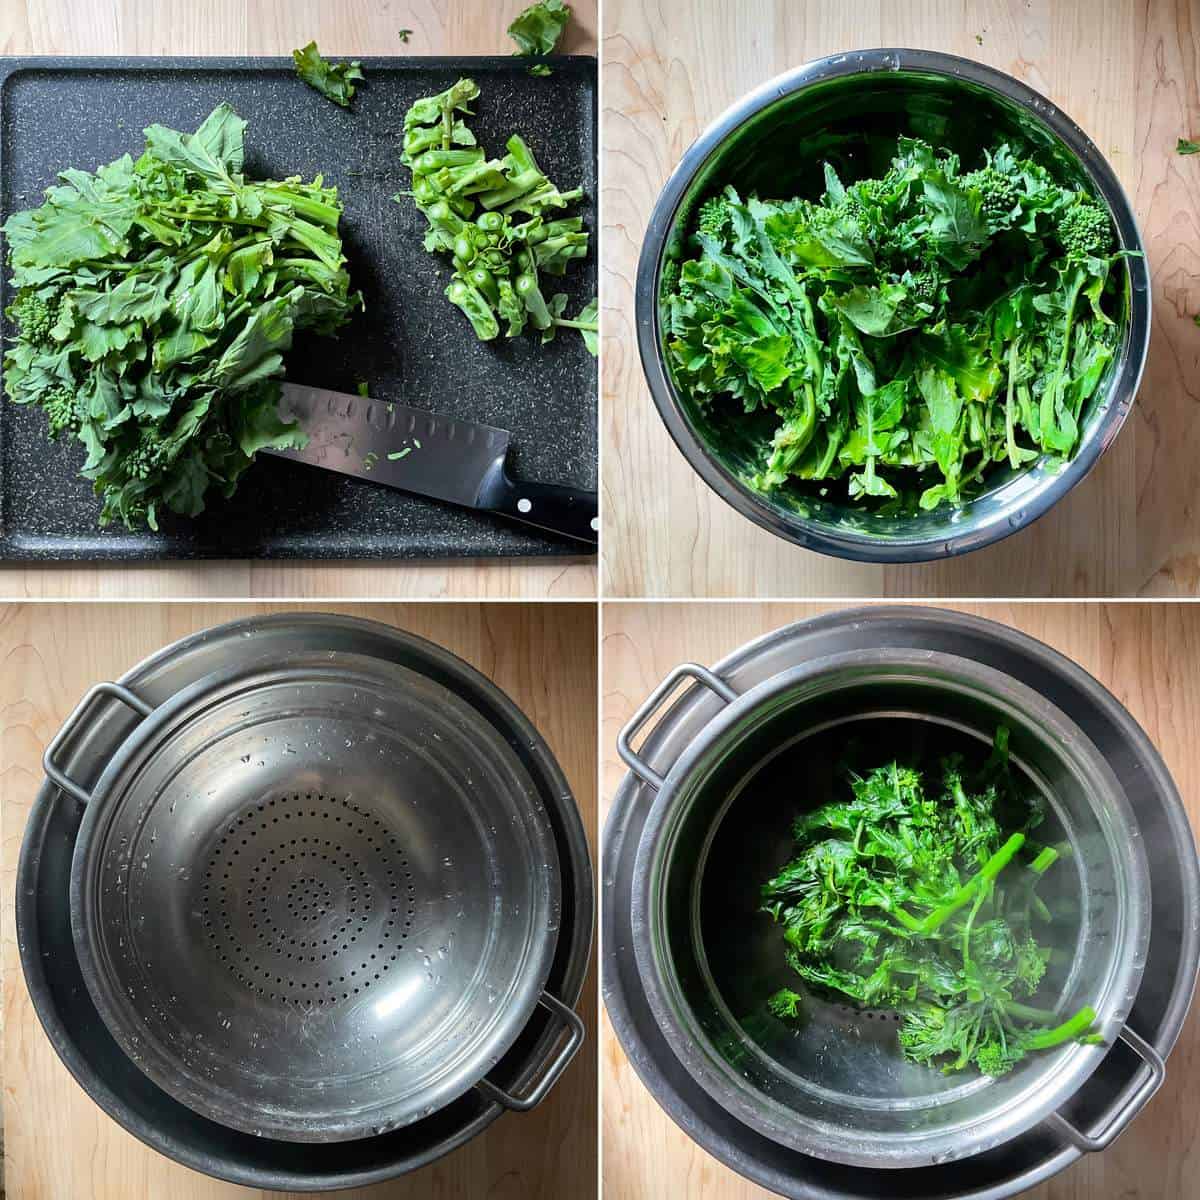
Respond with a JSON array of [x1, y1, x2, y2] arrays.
[[0, 0, 598, 600], [600, 0, 1200, 598], [0, 601, 597, 1200], [601, 599, 1200, 1199]]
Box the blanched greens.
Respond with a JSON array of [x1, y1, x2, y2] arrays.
[[1, 104, 360, 529], [663, 138, 1129, 511], [761, 729, 1099, 1076]]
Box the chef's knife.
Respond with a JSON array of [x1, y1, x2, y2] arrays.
[[263, 383, 598, 546]]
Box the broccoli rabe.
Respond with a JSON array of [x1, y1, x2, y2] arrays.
[[42, 384, 80, 439], [761, 728, 1099, 1077], [664, 136, 1128, 512], [397, 77, 596, 353], [6, 288, 61, 345], [964, 165, 1020, 226], [1059, 197, 1113, 260], [697, 195, 732, 240], [1, 104, 360, 530]]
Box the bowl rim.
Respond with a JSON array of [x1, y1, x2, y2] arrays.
[[629, 645, 1151, 1168], [635, 48, 1152, 563]]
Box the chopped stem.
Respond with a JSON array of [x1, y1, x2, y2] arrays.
[[1030, 846, 1059, 874], [1024, 1004, 1098, 1050], [901, 833, 1026, 933]]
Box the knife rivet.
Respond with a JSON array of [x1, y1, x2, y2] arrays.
[[517, 498, 532, 514]]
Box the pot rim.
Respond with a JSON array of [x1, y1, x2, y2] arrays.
[[635, 48, 1152, 563], [629, 645, 1151, 1169], [18, 613, 593, 1190]]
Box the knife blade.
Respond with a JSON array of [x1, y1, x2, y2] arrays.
[[262, 383, 597, 546]]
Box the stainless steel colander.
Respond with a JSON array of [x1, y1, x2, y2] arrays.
[[48, 649, 580, 1144], [621, 648, 1153, 1169]]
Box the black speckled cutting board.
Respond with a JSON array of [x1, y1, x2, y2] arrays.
[[0, 56, 597, 561]]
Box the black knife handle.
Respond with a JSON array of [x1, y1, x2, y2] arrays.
[[490, 474, 598, 546]]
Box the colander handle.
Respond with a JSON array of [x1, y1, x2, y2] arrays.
[[617, 662, 739, 790], [43, 681, 154, 805], [475, 991, 585, 1112], [1044, 1026, 1166, 1152]]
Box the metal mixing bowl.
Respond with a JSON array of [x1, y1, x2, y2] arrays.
[[635, 50, 1151, 561], [622, 649, 1151, 1168]]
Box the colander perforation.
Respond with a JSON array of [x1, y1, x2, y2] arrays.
[[199, 792, 419, 1007]]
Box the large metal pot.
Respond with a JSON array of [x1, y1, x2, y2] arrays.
[[635, 50, 1151, 562], [18, 614, 593, 1191], [604, 607, 1197, 1199]]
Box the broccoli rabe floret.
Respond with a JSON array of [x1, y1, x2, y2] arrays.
[[1014, 937, 1049, 993], [841, 177, 893, 222], [6, 288, 61, 345], [42, 384, 80, 439], [974, 1039, 1023, 1078], [696, 195, 732, 240], [1058, 197, 1112, 261], [964, 166, 1020, 226], [905, 270, 941, 306], [124, 433, 168, 481]]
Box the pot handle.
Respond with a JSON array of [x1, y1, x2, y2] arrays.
[[43, 681, 154, 805], [617, 662, 739, 791], [1044, 1026, 1165, 1152], [475, 991, 585, 1112]]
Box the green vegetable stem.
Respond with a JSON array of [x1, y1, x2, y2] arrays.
[[397, 76, 595, 354]]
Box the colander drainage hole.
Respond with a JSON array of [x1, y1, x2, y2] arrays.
[[199, 794, 418, 1007]]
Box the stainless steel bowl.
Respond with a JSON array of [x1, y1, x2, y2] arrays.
[[635, 50, 1151, 562], [622, 648, 1151, 1168]]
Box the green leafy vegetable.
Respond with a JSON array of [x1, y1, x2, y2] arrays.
[[1, 104, 360, 529], [398, 77, 595, 353], [1177, 138, 1200, 155], [398, 29, 413, 43], [292, 41, 364, 108], [663, 138, 1129, 512], [761, 728, 1099, 1076], [508, 0, 571, 74]]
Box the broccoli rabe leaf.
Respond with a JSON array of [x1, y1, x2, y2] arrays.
[[508, 0, 571, 74], [292, 41, 364, 108], [665, 138, 1130, 514], [1177, 138, 1200, 155], [1, 104, 361, 530], [761, 728, 1099, 1077]]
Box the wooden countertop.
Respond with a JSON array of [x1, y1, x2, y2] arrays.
[[0, 0, 598, 600], [601, 600, 1200, 1199], [601, 0, 1200, 597], [0, 601, 597, 1199]]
